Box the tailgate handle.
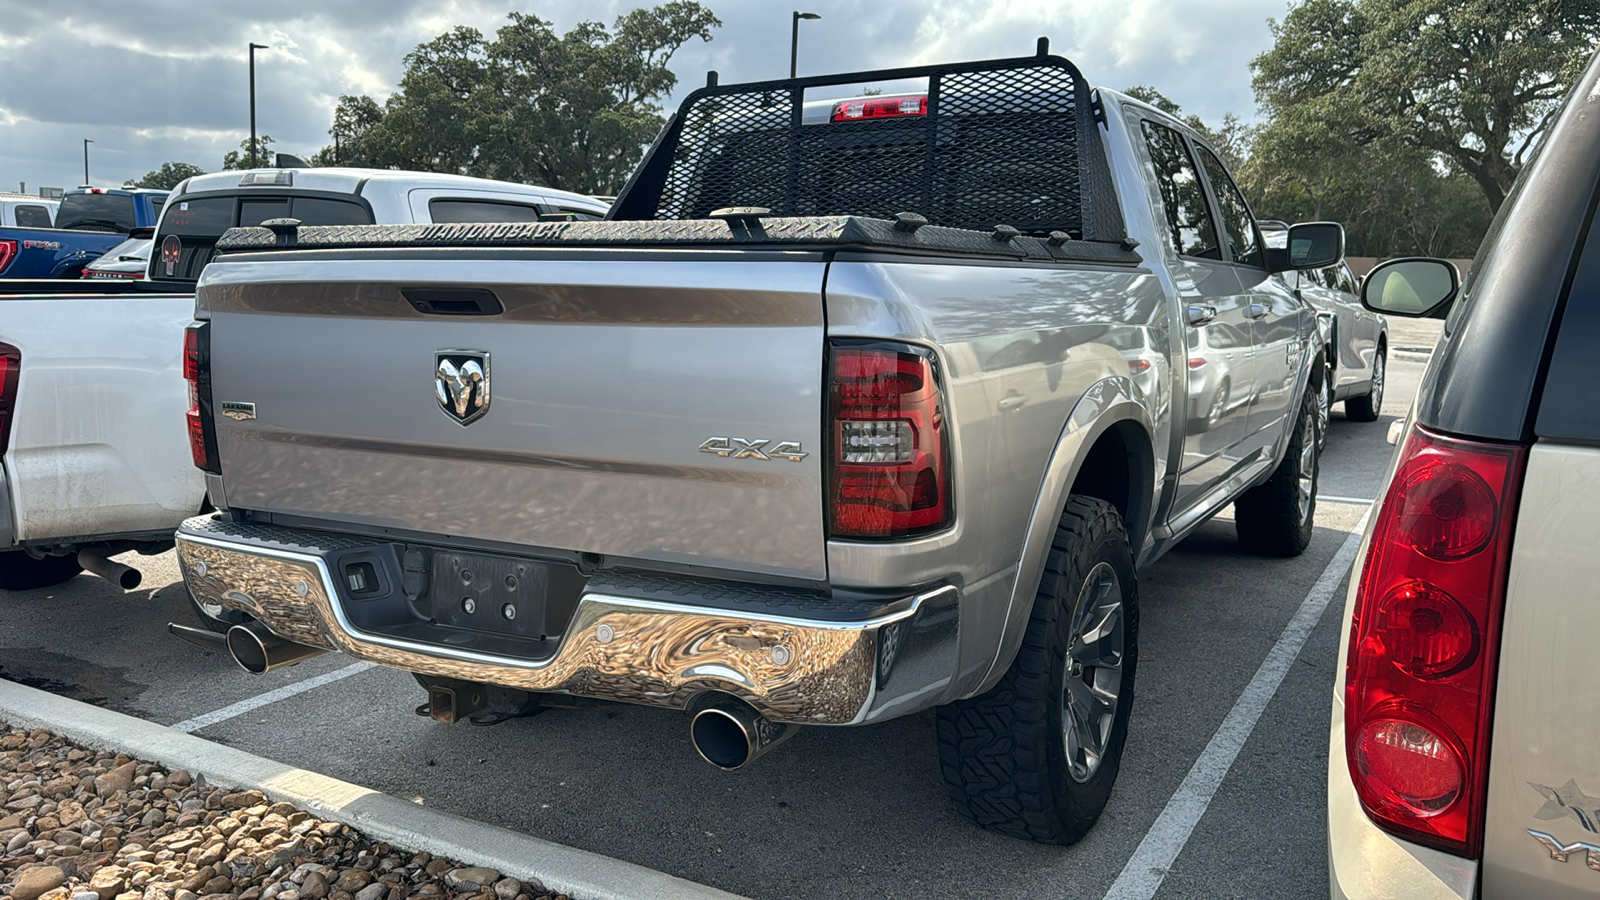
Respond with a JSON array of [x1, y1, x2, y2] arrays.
[[402, 288, 504, 316]]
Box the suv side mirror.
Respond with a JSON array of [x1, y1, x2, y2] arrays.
[[1267, 221, 1344, 272], [1360, 257, 1460, 319]]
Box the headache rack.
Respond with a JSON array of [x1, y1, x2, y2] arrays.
[[610, 39, 1127, 245]]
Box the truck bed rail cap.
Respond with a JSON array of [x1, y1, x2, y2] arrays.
[[211, 216, 1143, 266]]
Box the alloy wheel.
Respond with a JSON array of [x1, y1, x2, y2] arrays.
[[1316, 372, 1331, 450], [1296, 405, 1317, 524], [1062, 561, 1126, 784], [1370, 352, 1385, 413]]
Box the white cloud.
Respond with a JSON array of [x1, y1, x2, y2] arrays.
[[0, 0, 1285, 191]]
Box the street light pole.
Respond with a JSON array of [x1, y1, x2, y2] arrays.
[[82, 139, 93, 186], [790, 11, 820, 79], [249, 42, 269, 168]]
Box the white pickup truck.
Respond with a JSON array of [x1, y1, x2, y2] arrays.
[[0, 169, 608, 600]]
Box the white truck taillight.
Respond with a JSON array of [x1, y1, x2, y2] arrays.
[[828, 342, 949, 539], [0, 342, 18, 454], [1345, 425, 1525, 856], [183, 323, 219, 474]]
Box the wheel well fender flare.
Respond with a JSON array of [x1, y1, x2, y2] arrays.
[[971, 376, 1155, 696]]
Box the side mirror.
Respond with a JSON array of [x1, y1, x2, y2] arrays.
[[1360, 257, 1460, 319], [1266, 221, 1345, 272]]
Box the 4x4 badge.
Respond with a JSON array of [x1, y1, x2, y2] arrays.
[[698, 436, 806, 462], [436, 351, 490, 425]]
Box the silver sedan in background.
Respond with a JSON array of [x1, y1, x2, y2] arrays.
[[1263, 221, 1388, 446]]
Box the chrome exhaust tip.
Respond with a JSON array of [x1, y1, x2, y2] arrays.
[[167, 621, 227, 649], [689, 695, 797, 771], [77, 549, 141, 590], [225, 621, 328, 674]]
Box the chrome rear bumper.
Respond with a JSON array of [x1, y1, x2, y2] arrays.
[[174, 516, 959, 725]]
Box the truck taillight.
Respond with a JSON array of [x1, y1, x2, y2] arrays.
[[830, 94, 928, 122], [828, 343, 949, 539], [183, 323, 219, 474], [0, 342, 19, 454], [1345, 425, 1525, 857], [0, 240, 15, 274]]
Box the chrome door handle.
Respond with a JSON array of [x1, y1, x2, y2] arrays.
[[998, 392, 1027, 412], [1185, 305, 1217, 326], [1245, 302, 1269, 319]]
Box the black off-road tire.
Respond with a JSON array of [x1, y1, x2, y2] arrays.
[[935, 496, 1139, 844], [1235, 389, 1319, 557], [0, 551, 83, 590], [1345, 342, 1385, 422]]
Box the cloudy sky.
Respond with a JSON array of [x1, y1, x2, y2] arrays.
[[0, 0, 1292, 193]]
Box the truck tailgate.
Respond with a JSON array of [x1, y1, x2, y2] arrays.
[[201, 256, 830, 582]]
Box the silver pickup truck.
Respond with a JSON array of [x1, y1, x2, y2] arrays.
[[170, 47, 1337, 844]]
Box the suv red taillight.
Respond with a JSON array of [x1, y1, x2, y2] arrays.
[[828, 343, 950, 539], [0, 240, 16, 275], [183, 323, 219, 474], [0, 342, 19, 454], [1345, 425, 1525, 856]]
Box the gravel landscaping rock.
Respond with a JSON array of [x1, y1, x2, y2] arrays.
[[0, 727, 573, 900]]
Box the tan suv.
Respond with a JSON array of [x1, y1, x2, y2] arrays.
[[1327, 48, 1600, 899]]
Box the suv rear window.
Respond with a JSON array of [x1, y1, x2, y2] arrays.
[[55, 193, 137, 233], [153, 194, 375, 281]]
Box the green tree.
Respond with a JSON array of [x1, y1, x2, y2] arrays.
[[309, 95, 388, 167], [222, 136, 276, 170], [311, 2, 721, 194], [1252, 0, 1600, 211], [1243, 107, 1492, 258], [130, 161, 206, 190]]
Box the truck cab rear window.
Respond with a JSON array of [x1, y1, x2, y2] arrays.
[[55, 194, 137, 233], [154, 194, 375, 281], [429, 199, 544, 223]]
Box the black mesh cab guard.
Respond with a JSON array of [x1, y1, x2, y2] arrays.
[[610, 39, 1128, 246]]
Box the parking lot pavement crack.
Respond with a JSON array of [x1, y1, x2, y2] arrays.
[[1100, 512, 1371, 900], [169, 662, 375, 733]]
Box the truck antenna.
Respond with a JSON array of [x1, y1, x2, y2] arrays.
[[706, 70, 719, 88], [1036, 37, 1050, 57]]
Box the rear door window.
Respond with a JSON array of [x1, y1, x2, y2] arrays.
[[428, 199, 545, 223], [14, 205, 52, 228], [1195, 147, 1264, 268], [1140, 121, 1220, 260]]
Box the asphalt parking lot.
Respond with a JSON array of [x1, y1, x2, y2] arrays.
[[0, 319, 1441, 900]]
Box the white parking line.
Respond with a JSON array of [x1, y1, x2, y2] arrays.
[[1318, 494, 1374, 505], [1101, 512, 1371, 900], [169, 662, 374, 733]]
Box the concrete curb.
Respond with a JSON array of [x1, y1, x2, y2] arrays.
[[0, 677, 747, 900]]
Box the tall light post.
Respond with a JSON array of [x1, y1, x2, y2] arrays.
[[790, 11, 820, 79], [82, 139, 93, 186], [248, 42, 269, 168]]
